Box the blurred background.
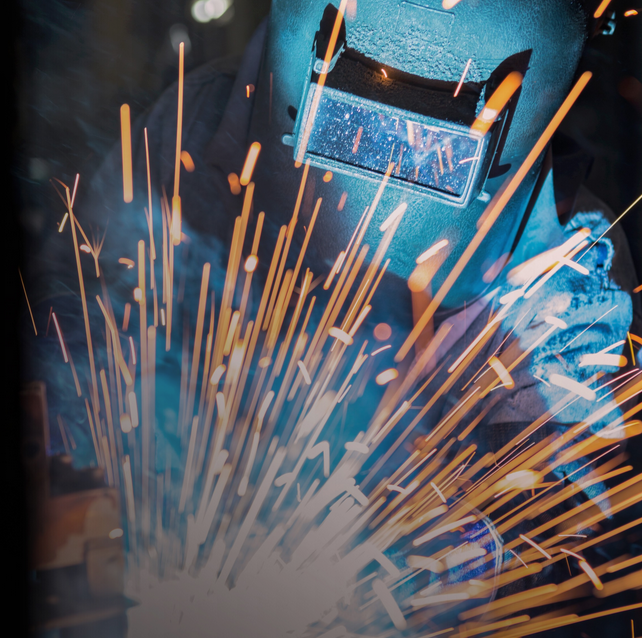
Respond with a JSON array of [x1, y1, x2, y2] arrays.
[[10, 0, 642, 636]]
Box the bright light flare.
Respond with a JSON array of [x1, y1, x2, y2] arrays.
[[239, 142, 261, 186], [244, 255, 258, 273]]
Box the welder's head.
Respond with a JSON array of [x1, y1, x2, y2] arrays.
[[250, 0, 590, 312]]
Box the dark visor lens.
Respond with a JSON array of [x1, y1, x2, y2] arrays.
[[300, 86, 485, 200]]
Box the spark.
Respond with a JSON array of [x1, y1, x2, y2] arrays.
[[240, 142, 261, 186], [171, 42, 185, 246], [488, 355, 514, 389], [180, 150, 195, 172], [471, 72, 523, 136], [51, 313, 68, 362], [533, 375, 550, 387], [625, 9, 639, 16], [329, 326, 354, 345], [128, 335, 136, 365], [454, 58, 472, 97], [416, 239, 449, 264], [510, 549, 529, 568], [227, 172, 241, 195], [323, 171, 333, 182], [413, 515, 476, 546], [560, 304, 618, 352], [411, 593, 470, 607], [19, 269, 37, 335], [396, 71, 593, 361], [430, 481, 447, 503], [58, 212, 68, 232], [549, 374, 597, 401], [297, 360, 312, 385], [442, 0, 462, 8], [579, 352, 627, 367], [210, 364, 226, 385], [120, 104, 133, 203], [371, 344, 391, 356], [380, 202, 407, 232], [519, 534, 552, 560], [376, 368, 398, 385], [579, 559, 604, 590], [119, 257, 135, 268], [594, 0, 613, 18]]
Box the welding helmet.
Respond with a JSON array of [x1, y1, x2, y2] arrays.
[[248, 0, 590, 315]]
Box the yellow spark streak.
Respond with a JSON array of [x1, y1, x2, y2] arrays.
[[51, 312, 68, 362], [96, 296, 133, 385], [594, 0, 613, 18], [240, 142, 261, 186], [416, 239, 449, 264], [380, 202, 407, 232], [171, 42, 185, 246], [488, 355, 514, 389], [430, 481, 447, 503], [348, 305, 371, 338], [607, 554, 642, 573], [296, 0, 349, 164], [120, 104, 133, 203], [519, 534, 552, 559], [396, 71, 592, 362], [144, 128, 156, 261], [472, 72, 523, 135], [223, 311, 240, 357], [453, 58, 472, 97], [625, 9, 639, 16], [579, 559, 604, 590]]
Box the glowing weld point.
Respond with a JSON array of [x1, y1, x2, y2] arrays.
[[416, 239, 449, 264], [109, 528, 124, 539], [488, 356, 514, 389], [519, 534, 552, 560], [380, 202, 407, 232], [549, 374, 597, 401], [244, 254, 258, 273], [579, 353, 627, 368], [329, 326, 354, 345], [209, 364, 226, 385], [376, 368, 398, 385], [119, 258, 135, 269], [297, 360, 312, 385], [80, 244, 91, 253], [239, 142, 261, 186]]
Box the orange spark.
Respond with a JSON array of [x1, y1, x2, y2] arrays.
[[471, 71, 523, 135], [519, 534, 552, 559], [19, 269, 37, 335], [52, 312, 68, 362], [338, 191, 348, 210], [488, 355, 515, 389], [625, 9, 638, 16], [579, 559, 604, 590], [122, 303, 131, 331], [120, 104, 133, 203], [352, 126, 363, 154], [454, 58, 472, 97], [323, 171, 333, 182], [119, 257, 135, 269], [416, 239, 449, 264], [376, 368, 398, 385], [240, 142, 261, 186], [228, 172, 242, 195], [594, 0, 613, 18], [128, 336, 136, 364], [180, 150, 195, 172]]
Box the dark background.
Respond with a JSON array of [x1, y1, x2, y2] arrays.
[[10, 1, 642, 636]]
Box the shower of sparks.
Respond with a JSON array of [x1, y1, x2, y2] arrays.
[[35, 42, 642, 638]]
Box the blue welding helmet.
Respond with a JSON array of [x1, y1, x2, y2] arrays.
[[248, 0, 588, 313]]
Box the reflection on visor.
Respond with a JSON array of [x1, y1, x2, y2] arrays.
[[299, 86, 486, 202]]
